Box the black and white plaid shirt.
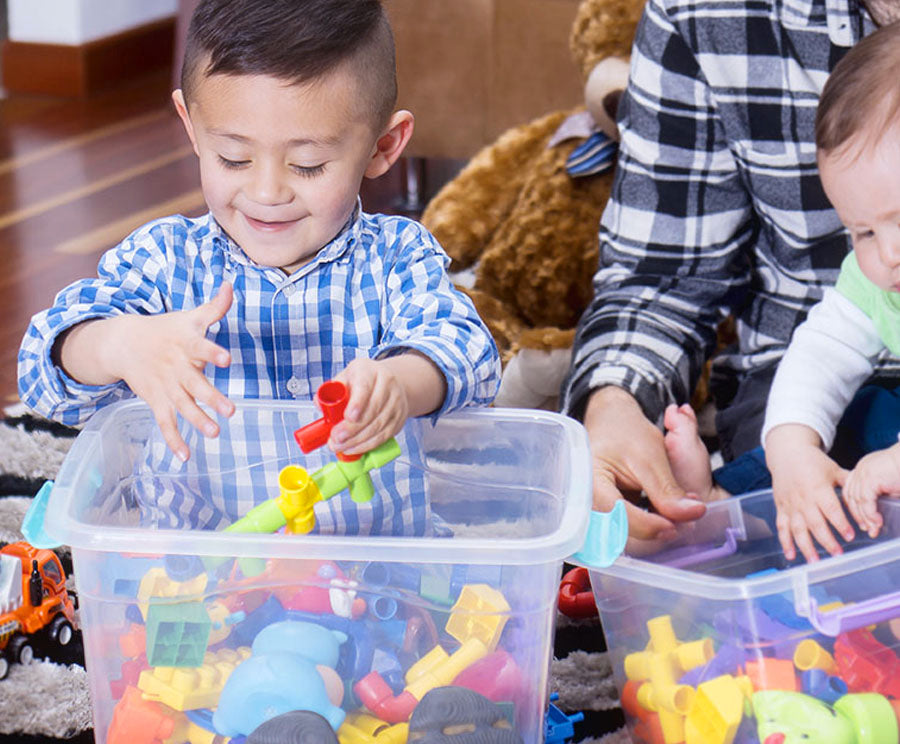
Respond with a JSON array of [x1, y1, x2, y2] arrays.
[[562, 0, 900, 423]]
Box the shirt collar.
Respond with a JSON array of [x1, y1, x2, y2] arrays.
[[207, 197, 363, 275], [778, 0, 865, 46]]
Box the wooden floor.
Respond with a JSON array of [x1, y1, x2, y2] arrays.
[[0, 70, 457, 405]]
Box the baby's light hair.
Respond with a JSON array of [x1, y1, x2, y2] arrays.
[[816, 21, 900, 159]]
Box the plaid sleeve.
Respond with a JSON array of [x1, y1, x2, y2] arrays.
[[376, 221, 501, 415], [562, 0, 756, 423], [17, 223, 174, 425]]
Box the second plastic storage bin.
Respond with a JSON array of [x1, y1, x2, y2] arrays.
[[37, 397, 593, 743], [588, 490, 900, 744]]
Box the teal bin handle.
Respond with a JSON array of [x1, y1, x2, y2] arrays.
[[21, 480, 62, 549], [569, 500, 627, 568]]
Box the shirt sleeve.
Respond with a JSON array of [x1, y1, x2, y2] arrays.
[[761, 286, 882, 451], [561, 0, 754, 423], [375, 221, 501, 416], [17, 225, 173, 425]]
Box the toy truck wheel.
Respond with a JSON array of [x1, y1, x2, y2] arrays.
[[0, 655, 8, 680], [49, 614, 74, 647], [8, 634, 33, 665]]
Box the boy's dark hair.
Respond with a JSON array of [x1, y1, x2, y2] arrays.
[[181, 0, 397, 129], [816, 20, 900, 156]]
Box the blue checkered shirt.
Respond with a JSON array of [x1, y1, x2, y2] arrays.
[[562, 0, 900, 424], [19, 206, 500, 534]]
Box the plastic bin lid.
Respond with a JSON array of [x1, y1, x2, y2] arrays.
[[585, 489, 900, 636]]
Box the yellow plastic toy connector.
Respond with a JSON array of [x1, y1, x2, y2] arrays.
[[403, 640, 489, 700], [793, 639, 836, 674], [623, 615, 714, 743], [338, 712, 409, 743], [444, 584, 511, 650], [137, 647, 251, 712], [683, 674, 745, 744]]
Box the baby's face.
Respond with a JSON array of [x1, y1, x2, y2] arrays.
[[819, 129, 900, 292], [174, 69, 380, 274]]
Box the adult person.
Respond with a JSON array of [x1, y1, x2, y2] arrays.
[[561, 0, 900, 544]]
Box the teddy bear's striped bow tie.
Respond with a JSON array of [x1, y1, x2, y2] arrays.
[[566, 130, 617, 177]]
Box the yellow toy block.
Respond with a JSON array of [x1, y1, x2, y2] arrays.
[[444, 584, 510, 650], [683, 674, 744, 744], [138, 647, 250, 711], [137, 567, 208, 618], [338, 713, 409, 744]]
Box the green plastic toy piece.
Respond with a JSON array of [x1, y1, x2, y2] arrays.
[[752, 691, 856, 743], [834, 693, 899, 744], [145, 601, 212, 667]]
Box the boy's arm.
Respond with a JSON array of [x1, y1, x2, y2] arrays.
[[376, 221, 501, 416]]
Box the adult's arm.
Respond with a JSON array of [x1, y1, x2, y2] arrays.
[[562, 0, 755, 536]]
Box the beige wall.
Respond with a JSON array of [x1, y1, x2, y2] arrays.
[[387, 0, 584, 159]]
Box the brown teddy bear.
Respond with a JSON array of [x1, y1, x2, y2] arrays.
[[420, 0, 646, 410]]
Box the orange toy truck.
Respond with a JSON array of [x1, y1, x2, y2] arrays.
[[0, 541, 77, 679]]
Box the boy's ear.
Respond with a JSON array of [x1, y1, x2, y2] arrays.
[[365, 110, 414, 179], [172, 89, 200, 157]]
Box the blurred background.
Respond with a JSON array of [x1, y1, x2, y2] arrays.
[[0, 0, 584, 406]]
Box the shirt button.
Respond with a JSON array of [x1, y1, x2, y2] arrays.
[[286, 376, 303, 396]]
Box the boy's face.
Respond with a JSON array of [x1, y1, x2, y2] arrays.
[[819, 128, 900, 292], [174, 69, 385, 274]]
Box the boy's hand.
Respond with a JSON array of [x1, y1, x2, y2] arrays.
[[116, 283, 236, 460], [765, 424, 852, 562], [328, 358, 411, 456], [841, 445, 897, 538], [60, 283, 236, 461]]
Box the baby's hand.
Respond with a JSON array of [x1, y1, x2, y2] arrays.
[[841, 445, 897, 538], [111, 283, 235, 460], [766, 425, 852, 562], [329, 358, 410, 456]]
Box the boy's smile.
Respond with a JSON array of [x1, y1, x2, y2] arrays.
[[173, 68, 387, 275]]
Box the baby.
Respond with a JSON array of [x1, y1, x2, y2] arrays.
[[18, 0, 500, 533]]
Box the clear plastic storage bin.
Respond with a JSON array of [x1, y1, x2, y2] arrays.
[[588, 490, 900, 744], [36, 397, 594, 744]]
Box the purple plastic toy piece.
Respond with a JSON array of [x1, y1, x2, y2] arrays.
[[679, 642, 746, 687], [647, 527, 740, 569], [806, 591, 900, 637]]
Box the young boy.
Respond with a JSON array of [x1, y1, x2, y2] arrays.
[[663, 21, 900, 563], [17, 0, 500, 532]]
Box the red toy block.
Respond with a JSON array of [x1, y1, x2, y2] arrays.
[[107, 686, 175, 743], [834, 628, 900, 697], [109, 654, 149, 700], [743, 658, 799, 692], [452, 650, 526, 703]]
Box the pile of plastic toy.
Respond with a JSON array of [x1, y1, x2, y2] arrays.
[[104, 553, 545, 743], [619, 608, 900, 744]]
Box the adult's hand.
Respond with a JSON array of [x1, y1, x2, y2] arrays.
[[582, 386, 707, 542]]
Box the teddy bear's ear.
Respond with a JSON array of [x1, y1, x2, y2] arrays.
[[584, 56, 630, 141]]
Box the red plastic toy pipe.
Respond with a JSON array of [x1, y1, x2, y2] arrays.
[[294, 380, 360, 460], [558, 567, 598, 618]]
